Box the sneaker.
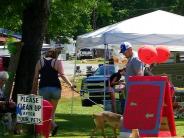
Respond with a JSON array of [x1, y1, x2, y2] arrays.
[[51, 125, 59, 136]]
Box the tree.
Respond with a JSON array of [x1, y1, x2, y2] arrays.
[[12, 0, 50, 100], [0, 0, 23, 31], [91, 0, 112, 29], [108, 0, 177, 23], [172, 0, 184, 15], [0, 0, 96, 101], [47, 0, 95, 40]]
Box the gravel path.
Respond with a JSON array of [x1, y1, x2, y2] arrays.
[[61, 82, 80, 98]]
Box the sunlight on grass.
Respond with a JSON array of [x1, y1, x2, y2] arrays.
[[3, 97, 183, 137], [50, 97, 106, 138], [49, 97, 184, 138], [57, 97, 103, 115], [175, 119, 184, 136]]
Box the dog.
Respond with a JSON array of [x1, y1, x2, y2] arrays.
[[91, 111, 123, 138]]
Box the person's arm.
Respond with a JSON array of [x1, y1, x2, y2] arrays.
[[31, 61, 40, 94], [110, 76, 118, 86], [56, 60, 74, 89]]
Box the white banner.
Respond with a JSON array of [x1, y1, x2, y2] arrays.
[[16, 94, 43, 124]]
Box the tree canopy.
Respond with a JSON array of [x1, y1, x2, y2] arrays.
[[0, 0, 184, 98], [1, 0, 184, 40]]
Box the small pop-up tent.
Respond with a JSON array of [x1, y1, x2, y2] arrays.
[[77, 10, 184, 48], [74, 10, 184, 112]]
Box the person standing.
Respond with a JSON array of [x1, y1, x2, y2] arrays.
[[0, 71, 9, 101], [32, 48, 74, 136], [0, 71, 16, 113], [108, 68, 125, 113], [120, 42, 144, 84], [144, 64, 154, 76], [93, 48, 97, 58]]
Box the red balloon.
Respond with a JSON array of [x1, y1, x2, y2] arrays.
[[138, 45, 157, 64], [138, 46, 145, 62], [156, 46, 170, 63]]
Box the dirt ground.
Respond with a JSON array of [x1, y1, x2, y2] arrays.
[[61, 82, 80, 98]]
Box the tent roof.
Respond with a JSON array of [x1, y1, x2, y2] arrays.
[[77, 10, 184, 48]]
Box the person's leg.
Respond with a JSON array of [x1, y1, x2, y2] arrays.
[[50, 99, 59, 128], [110, 91, 116, 113], [119, 89, 126, 114], [39, 87, 61, 135], [50, 87, 61, 136]]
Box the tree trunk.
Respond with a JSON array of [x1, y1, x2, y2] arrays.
[[13, 0, 50, 100], [44, 27, 51, 44]]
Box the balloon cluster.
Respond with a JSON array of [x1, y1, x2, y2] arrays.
[[138, 45, 170, 64]]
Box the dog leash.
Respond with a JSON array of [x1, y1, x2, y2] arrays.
[[72, 89, 104, 109]]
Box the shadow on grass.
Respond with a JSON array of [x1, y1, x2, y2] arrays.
[[54, 113, 113, 137], [54, 113, 94, 137], [175, 118, 184, 126]]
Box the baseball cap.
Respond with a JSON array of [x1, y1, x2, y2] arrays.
[[120, 42, 132, 53]]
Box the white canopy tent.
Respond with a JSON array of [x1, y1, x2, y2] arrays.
[[77, 10, 184, 50], [73, 10, 184, 111]]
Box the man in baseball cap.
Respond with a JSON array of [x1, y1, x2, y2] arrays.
[[119, 41, 144, 84], [120, 41, 132, 54]]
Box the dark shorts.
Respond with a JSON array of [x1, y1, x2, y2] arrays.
[[39, 87, 61, 100]]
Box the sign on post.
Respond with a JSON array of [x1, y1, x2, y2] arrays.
[[16, 94, 43, 124]]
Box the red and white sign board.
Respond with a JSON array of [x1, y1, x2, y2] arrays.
[[121, 76, 176, 137]]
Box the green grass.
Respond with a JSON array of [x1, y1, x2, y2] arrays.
[[1, 97, 184, 137], [175, 118, 184, 136], [49, 97, 184, 138], [50, 97, 103, 138]]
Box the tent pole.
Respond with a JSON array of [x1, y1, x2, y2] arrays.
[[71, 42, 77, 115], [103, 44, 108, 110]]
